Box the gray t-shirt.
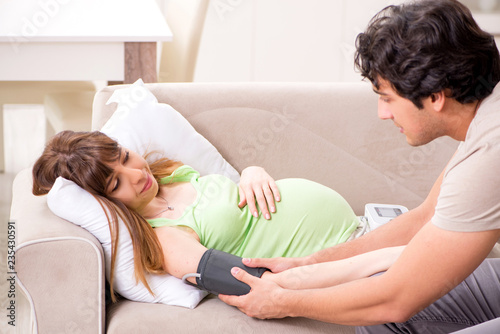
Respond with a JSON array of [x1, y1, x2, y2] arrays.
[[433, 83, 500, 245]]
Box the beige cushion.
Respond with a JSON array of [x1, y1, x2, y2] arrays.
[[107, 296, 355, 334], [94, 82, 458, 214]]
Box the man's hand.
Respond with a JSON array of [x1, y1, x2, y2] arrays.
[[218, 268, 287, 319]]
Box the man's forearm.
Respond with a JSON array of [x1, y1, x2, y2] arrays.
[[270, 246, 404, 290], [272, 275, 399, 325]]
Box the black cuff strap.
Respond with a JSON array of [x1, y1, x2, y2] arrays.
[[188, 249, 269, 296]]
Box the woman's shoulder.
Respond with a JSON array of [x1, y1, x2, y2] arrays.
[[160, 165, 200, 184]]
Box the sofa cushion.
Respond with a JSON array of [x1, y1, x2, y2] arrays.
[[106, 296, 356, 334]]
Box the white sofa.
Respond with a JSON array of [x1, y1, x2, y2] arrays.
[[12, 82, 458, 333]]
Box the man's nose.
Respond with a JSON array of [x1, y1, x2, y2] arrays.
[[377, 102, 393, 120]]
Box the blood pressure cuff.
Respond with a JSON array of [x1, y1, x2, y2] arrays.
[[195, 249, 269, 296]]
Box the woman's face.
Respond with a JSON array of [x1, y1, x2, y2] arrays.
[[105, 147, 158, 213]]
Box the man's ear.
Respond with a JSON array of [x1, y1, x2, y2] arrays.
[[430, 90, 446, 112]]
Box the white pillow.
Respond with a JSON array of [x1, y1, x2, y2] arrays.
[[47, 177, 208, 308], [101, 79, 240, 183], [46, 79, 241, 308]]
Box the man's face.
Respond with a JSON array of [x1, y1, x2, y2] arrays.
[[373, 79, 444, 146]]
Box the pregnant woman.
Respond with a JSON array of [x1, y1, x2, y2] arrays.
[[32, 131, 390, 300]]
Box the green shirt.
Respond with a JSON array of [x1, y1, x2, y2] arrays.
[[148, 165, 359, 258]]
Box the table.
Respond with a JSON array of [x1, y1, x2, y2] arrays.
[[0, 0, 173, 83]]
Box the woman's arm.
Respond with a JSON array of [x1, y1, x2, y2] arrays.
[[154, 225, 207, 284], [154, 225, 269, 295], [264, 246, 404, 290], [238, 166, 281, 220]]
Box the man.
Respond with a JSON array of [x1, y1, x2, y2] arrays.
[[219, 1, 500, 333]]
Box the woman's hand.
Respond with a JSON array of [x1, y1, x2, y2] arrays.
[[242, 256, 308, 273], [238, 166, 280, 220], [246, 247, 405, 290]]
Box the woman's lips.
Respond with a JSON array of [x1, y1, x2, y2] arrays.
[[141, 174, 152, 193]]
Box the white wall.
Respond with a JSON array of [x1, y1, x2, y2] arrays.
[[191, 0, 499, 82], [194, 0, 406, 82]]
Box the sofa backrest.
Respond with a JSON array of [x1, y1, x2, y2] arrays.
[[92, 82, 458, 215]]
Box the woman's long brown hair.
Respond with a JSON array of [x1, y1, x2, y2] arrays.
[[32, 131, 182, 301]]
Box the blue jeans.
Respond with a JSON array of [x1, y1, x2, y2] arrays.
[[356, 258, 500, 334]]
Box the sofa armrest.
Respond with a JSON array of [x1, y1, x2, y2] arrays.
[[11, 168, 105, 333]]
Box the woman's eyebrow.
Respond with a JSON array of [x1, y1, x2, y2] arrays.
[[105, 149, 123, 191]]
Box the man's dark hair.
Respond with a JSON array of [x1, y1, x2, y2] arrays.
[[354, 0, 500, 108]]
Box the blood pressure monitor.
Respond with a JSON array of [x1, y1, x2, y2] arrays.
[[364, 203, 408, 230]]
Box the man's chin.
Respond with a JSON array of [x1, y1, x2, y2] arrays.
[[405, 136, 434, 147]]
